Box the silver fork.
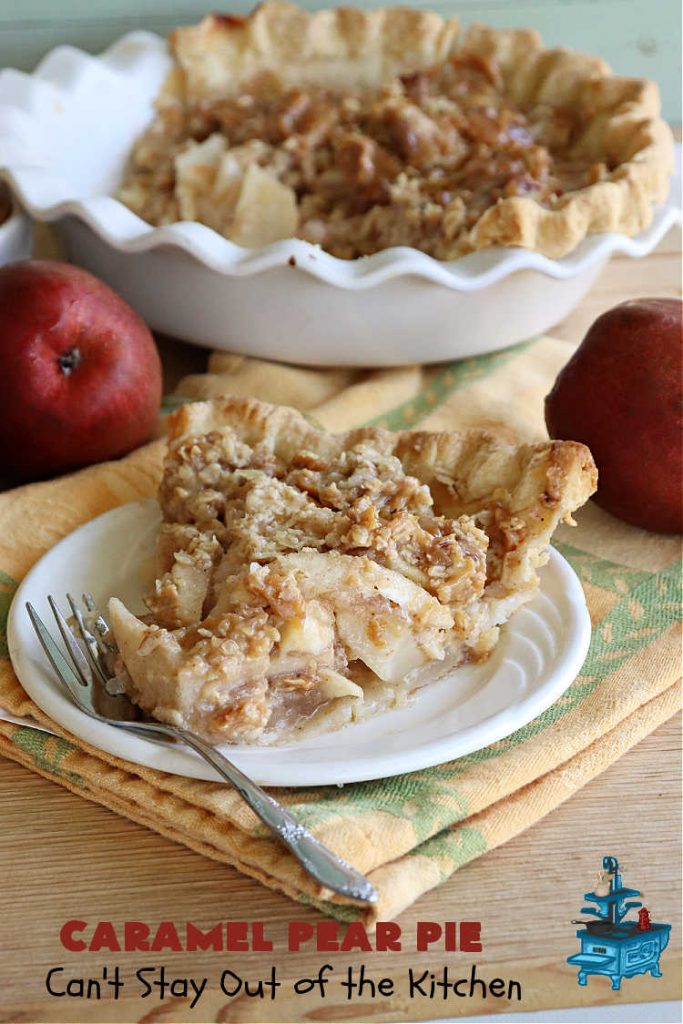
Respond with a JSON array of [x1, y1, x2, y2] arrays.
[[26, 596, 378, 905]]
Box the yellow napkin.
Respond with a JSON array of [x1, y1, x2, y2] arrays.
[[0, 337, 680, 925]]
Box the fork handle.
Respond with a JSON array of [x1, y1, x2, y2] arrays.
[[118, 720, 377, 905]]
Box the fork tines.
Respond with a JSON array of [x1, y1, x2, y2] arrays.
[[45, 593, 116, 686], [47, 595, 93, 686], [65, 594, 110, 684], [26, 602, 85, 697]]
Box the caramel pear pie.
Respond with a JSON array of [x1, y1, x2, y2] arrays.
[[108, 398, 597, 745], [118, 2, 673, 260]]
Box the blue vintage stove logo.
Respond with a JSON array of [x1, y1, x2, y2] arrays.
[[567, 856, 671, 991]]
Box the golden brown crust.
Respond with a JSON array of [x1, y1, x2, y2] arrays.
[[170, 2, 460, 101], [460, 24, 673, 256], [157, 4, 674, 259], [167, 395, 597, 593], [168, 393, 597, 500]]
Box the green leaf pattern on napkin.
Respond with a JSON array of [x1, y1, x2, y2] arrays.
[[367, 339, 535, 431], [12, 726, 83, 786], [0, 571, 17, 660]]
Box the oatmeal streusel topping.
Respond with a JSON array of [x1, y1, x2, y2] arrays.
[[156, 430, 489, 613], [117, 4, 672, 262], [120, 40, 603, 259]]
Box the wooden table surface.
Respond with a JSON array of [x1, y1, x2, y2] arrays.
[[0, 225, 680, 1024]]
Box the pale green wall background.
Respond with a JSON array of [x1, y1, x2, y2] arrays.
[[0, 0, 680, 121]]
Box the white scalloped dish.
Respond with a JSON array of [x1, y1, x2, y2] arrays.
[[8, 500, 591, 785], [0, 192, 32, 266], [0, 18, 680, 366]]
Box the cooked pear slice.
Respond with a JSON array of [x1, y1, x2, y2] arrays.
[[108, 597, 274, 741], [108, 597, 189, 727], [230, 163, 298, 247], [317, 668, 364, 700], [276, 551, 454, 682]]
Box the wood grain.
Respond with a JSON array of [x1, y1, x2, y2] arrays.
[[0, 716, 679, 1023], [552, 227, 682, 345]]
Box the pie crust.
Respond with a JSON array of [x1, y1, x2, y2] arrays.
[[108, 397, 597, 745], [118, 1, 673, 260]]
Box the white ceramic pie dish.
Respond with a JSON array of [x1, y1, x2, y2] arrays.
[[0, 200, 32, 266], [0, 32, 680, 366], [7, 499, 591, 786]]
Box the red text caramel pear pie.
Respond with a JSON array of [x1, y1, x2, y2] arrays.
[[118, 1, 673, 260], [108, 398, 597, 745]]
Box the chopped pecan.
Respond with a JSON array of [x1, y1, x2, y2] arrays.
[[335, 131, 401, 203]]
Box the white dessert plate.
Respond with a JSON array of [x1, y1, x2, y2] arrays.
[[7, 500, 591, 786]]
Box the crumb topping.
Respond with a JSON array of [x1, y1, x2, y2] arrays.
[[157, 431, 489, 609], [119, 49, 603, 259]]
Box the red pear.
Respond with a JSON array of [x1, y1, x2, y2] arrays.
[[0, 260, 162, 481], [545, 298, 682, 533]]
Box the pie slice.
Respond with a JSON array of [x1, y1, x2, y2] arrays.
[[109, 397, 597, 744]]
